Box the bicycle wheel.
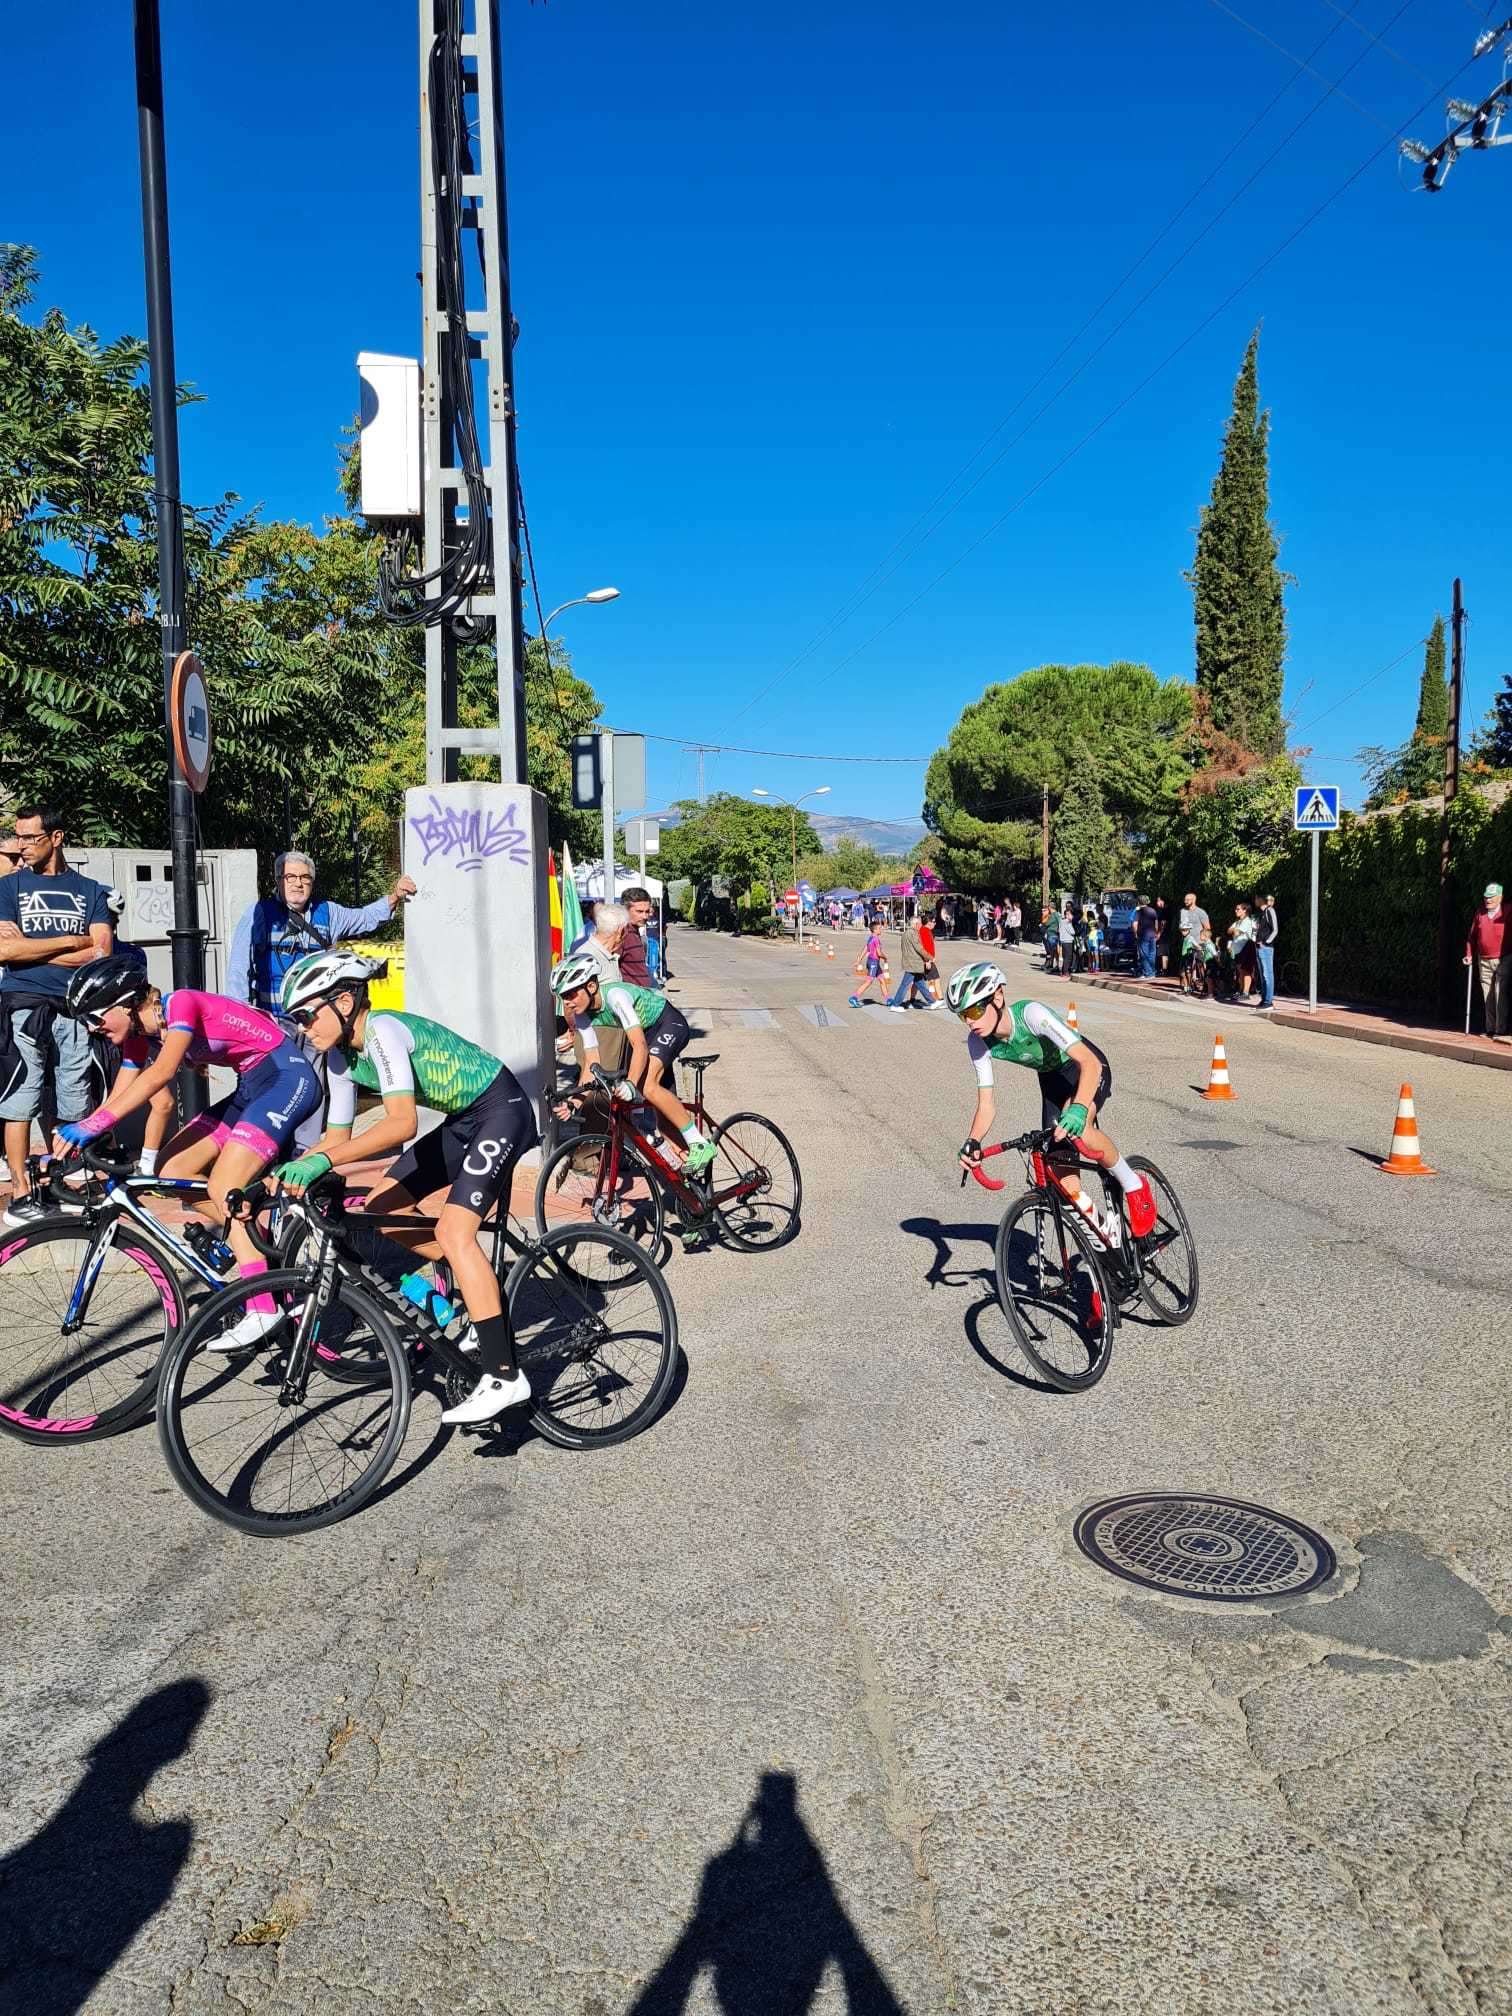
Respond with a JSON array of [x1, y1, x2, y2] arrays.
[[472, 1224, 676, 1449], [533, 1130, 665, 1258], [0, 1221, 184, 1443], [706, 1112, 802, 1251], [157, 1269, 412, 1536], [1128, 1156, 1200, 1327], [993, 1192, 1114, 1392]]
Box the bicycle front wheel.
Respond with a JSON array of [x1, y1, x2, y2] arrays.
[[533, 1130, 665, 1259], [1129, 1156, 1199, 1327], [499, 1225, 677, 1448], [706, 1112, 802, 1251], [157, 1270, 412, 1536], [0, 1221, 183, 1443], [994, 1193, 1114, 1392]]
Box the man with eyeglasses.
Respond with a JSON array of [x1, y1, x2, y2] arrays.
[[0, 804, 114, 1207], [226, 850, 416, 1017]]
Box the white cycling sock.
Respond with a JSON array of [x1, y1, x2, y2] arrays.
[[139, 1148, 159, 1176], [680, 1122, 707, 1147], [1107, 1156, 1140, 1193]]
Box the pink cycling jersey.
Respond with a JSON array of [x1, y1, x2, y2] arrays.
[[122, 990, 287, 1075]]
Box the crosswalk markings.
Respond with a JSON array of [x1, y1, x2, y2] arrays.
[[739, 1008, 778, 1030], [799, 1003, 845, 1029]]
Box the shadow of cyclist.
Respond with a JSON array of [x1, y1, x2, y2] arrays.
[[898, 1214, 1072, 1396], [0, 1678, 209, 2016], [628, 1771, 905, 2015]]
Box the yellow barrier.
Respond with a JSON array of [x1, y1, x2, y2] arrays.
[[347, 940, 405, 1012]]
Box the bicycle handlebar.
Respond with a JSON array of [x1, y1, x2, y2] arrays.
[[959, 1127, 1067, 1190]]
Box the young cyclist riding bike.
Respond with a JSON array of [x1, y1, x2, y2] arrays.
[[47, 955, 323, 1342], [549, 955, 715, 1173], [944, 962, 1156, 1246], [272, 950, 538, 1426]]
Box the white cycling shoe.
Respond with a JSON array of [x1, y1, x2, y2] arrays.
[[441, 1370, 531, 1425], [203, 1304, 285, 1353]]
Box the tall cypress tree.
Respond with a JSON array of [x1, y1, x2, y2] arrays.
[[1400, 614, 1449, 796], [1186, 330, 1288, 756]]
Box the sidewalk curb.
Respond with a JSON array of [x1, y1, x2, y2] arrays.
[[1266, 1008, 1512, 1072]]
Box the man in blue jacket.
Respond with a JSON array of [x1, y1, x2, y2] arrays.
[[226, 851, 414, 1014]]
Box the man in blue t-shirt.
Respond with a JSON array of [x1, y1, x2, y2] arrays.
[[0, 803, 113, 1211]]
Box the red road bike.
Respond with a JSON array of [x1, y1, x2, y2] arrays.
[[536, 1054, 802, 1257], [965, 1128, 1198, 1391]]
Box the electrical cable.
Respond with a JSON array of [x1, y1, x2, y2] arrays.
[[796, 40, 1476, 702], [1310, 0, 1438, 83], [379, 0, 492, 628], [733, 0, 1407, 726], [1206, 0, 1400, 130], [1293, 638, 1426, 732]]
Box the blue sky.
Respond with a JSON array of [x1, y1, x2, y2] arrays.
[[9, 0, 1507, 827]]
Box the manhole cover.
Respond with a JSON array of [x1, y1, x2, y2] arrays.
[[1074, 1493, 1336, 1602]]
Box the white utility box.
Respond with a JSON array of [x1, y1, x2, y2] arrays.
[[357, 352, 422, 519]]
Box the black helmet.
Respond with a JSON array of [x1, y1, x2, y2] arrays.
[[65, 954, 153, 1023]]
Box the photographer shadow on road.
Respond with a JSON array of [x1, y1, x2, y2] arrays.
[[0, 1677, 210, 2016], [628, 1770, 905, 2015], [899, 1214, 1071, 1397]]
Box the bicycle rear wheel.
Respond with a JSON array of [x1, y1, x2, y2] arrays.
[[489, 1225, 676, 1448], [157, 1270, 412, 1536], [533, 1130, 665, 1259], [993, 1193, 1114, 1392], [706, 1112, 802, 1251], [1128, 1156, 1199, 1327], [0, 1221, 183, 1443]]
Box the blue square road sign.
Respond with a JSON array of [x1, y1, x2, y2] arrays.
[[1293, 784, 1340, 832]]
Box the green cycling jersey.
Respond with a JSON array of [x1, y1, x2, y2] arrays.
[[966, 999, 1080, 1087], [326, 1010, 502, 1125], [591, 982, 667, 1033]]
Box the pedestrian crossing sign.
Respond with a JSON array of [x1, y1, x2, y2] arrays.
[[1293, 784, 1340, 832]]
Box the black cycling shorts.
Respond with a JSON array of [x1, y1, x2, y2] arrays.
[[645, 1002, 691, 1073], [384, 1067, 538, 1220], [1037, 1041, 1113, 1132]]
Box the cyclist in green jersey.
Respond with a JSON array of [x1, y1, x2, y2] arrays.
[[548, 954, 716, 1172], [270, 950, 537, 1425], [944, 961, 1155, 1245]]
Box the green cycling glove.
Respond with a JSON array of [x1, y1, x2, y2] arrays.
[[273, 1151, 332, 1190], [1058, 1103, 1089, 1140]]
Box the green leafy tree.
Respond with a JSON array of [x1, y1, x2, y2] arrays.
[[1051, 745, 1116, 898], [0, 245, 606, 877], [1360, 616, 1451, 807], [1471, 668, 1512, 772], [656, 795, 818, 903], [924, 661, 1189, 892], [1186, 329, 1288, 757]]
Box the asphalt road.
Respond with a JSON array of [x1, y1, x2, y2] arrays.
[[2, 926, 1508, 2016]]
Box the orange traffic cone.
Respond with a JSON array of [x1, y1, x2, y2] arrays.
[[826, 945, 835, 960], [1201, 1033, 1235, 1100], [1065, 1000, 1079, 1031], [1379, 1084, 1437, 1177]]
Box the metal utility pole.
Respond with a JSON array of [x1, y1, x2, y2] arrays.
[[418, 0, 527, 783], [133, 0, 205, 1110], [1040, 783, 1050, 918], [683, 744, 717, 805], [1436, 578, 1466, 1016]]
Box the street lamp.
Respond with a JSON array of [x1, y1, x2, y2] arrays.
[[752, 786, 830, 947]]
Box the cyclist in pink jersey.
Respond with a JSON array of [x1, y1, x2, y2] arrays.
[[51, 958, 322, 1345]]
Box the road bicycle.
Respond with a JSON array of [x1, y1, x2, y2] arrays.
[[534, 1054, 802, 1258], [964, 1128, 1198, 1392], [0, 1147, 242, 1445], [155, 1169, 678, 1538]]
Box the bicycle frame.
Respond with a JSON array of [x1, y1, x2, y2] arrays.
[[574, 1064, 764, 1222], [42, 1169, 225, 1335], [967, 1134, 1142, 1306]]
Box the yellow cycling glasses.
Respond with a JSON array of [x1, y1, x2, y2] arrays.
[[960, 999, 994, 1022]]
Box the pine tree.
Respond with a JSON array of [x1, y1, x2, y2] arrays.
[[1051, 746, 1116, 899], [1186, 330, 1288, 757], [1361, 616, 1451, 807], [1471, 669, 1512, 771]]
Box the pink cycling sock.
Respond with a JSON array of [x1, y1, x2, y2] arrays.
[[239, 1258, 276, 1319]]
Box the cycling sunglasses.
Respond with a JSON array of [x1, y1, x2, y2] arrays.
[[286, 1003, 328, 1030], [960, 998, 996, 1022]]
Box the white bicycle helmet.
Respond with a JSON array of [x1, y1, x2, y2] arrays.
[[945, 961, 1006, 1017], [549, 954, 599, 998], [280, 949, 388, 1017]]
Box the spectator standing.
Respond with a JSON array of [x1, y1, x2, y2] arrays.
[[1465, 883, 1509, 1042], [1042, 905, 1060, 971], [227, 851, 415, 1014], [1153, 898, 1170, 975], [1134, 895, 1159, 979], [918, 913, 942, 1002], [618, 886, 660, 988], [1061, 903, 1079, 977], [0, 834, 29, 1184], [887, 916, 935, 1011], [1253, 894, 1279, 1010], [1179, 893, 1210, 968], [1227, 902, 1257, 999], [0, 804, 113, 1215]]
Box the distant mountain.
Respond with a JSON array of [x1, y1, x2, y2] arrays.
[[809, 813, 928, 856]]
